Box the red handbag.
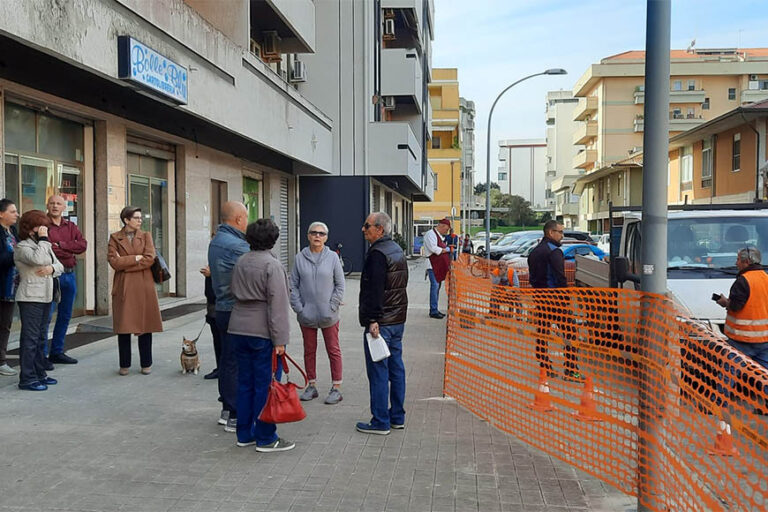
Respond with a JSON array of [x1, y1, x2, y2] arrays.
[[258, 351, 308, 424]]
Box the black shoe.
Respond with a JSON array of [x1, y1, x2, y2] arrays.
[[18, 382, 47, 391], [49, 353, 78, 364], [203, 368, 219, 380], [43, 359, 55, 372], [429, 312, 446, 319]]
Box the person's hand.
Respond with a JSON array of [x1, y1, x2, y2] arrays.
[[135, 255, 143, 262], [34, 265, 53, 276], [369, 321, 380, 338], [275, 345, 286, 356], [716, 294, 729, 308], [200, 265, 211, 277], [37, 226, 48, 238]]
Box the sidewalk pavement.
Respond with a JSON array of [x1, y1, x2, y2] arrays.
[[0, 259, 635, 512]]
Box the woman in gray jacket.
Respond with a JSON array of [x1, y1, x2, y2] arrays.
[[14, 210, 64, 391], [290, 222, 345, 404]]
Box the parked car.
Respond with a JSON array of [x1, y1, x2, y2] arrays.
[[472, 231, 504, 255], [593, 233, 610, 253], [488, 231, 541, 260], [564, 230, 596, 244], [501, 237, 584, 262]]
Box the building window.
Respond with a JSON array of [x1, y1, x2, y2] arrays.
[[687, 108, 695, 119], [431, 136, 441, 149], [672, 108, 682, 120], [673, 80, 682, 91], [688, 80, 696, 91], [617, 174, 624, 196], [681, 146, 693, 190], [728, 88, 736, 100], [498, 172, 507, 181], [702, 97, 710, 110], [702, 138, 713, 188], [732, 133, 741, 172]]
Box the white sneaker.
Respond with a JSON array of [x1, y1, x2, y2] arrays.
[[0, 363, 17, 376]]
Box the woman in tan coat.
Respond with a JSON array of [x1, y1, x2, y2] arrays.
[[108, 206, 163, 375]]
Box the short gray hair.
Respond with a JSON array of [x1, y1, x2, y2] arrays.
[[307, 221, 329, 234], [738, 247, 761, 265], [370, 211, 392, 235]]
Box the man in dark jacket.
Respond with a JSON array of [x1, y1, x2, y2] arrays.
[[527, 220, 580, 380], [357, 211, 408, 435]]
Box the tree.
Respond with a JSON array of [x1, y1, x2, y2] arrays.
[[506, 195, 537, 227], [474, 182, 500, 195]]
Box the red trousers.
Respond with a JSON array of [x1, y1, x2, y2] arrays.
[[300, 322, 342, 384]]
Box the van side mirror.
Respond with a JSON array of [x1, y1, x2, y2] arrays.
[[613, 256, 641, 285]]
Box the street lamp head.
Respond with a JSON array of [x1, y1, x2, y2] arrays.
[[544, 68, 567, 75]]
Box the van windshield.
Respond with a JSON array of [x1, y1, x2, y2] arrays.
[[668, 217, 768, 270]]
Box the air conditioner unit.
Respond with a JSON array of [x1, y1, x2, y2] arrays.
[[750, 74, 758, 81], [290, 60, 307, 83], [383, 96, 396, 110], [384, 19, 396, 40], [249, 39, 261, 57], [261, 31, 281, 62]]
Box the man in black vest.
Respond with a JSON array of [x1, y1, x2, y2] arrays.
[[357, 211, 409, 435]]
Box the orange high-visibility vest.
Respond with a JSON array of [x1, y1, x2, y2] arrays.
[[491, 267, 516, 284], [725, 269, 768, 343]]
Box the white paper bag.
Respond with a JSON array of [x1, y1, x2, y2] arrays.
[[366, 333, 391, 362]]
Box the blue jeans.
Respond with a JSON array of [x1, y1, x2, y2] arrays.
[[46, 271, 76, 356], [427, 269, 441, 315], [714, 338, 768, 408], [363, 323, 406, 429], [232, 334, 278, 446], [727, 339, 768, 370], [216, 311, 238, 416], [18, 302, 52, 387]]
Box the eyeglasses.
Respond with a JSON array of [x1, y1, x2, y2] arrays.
[[131, 216, 143, 221], [309, 231, 327, 237], [363, 222, 379, 230], [552, 229, 564, 234]]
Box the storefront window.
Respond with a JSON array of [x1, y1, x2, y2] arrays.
[[243, 177, 261, 223], [38, 114, 84, 162], [4, 103, 36, 153]]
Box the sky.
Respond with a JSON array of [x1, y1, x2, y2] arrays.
[[431, 0, 768, 185]]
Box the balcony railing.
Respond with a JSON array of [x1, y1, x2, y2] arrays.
[[573, 149, 597, 169], [573, 120, 598, 145], [573, 96, 598, 121], [368, 122, 422, 187], [741, 89, 768, 104], [634, 89, 706, 105], [381, 48, 423, 112]]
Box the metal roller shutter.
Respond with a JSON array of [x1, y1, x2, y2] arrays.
[[279, 177, 289, 268]]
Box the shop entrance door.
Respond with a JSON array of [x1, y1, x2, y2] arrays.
[[128, 175, 169, 296]]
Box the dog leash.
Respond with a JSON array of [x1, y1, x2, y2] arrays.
[[189, 318, 207, 342]]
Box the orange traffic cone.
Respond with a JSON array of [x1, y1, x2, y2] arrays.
[[572, 375, 601, 422], [528, 367, 554, 412], [708, 420, 738, 456]]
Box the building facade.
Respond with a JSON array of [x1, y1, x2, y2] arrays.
[[459, 97, 476, 234], [297, 0, 435, 267], [544, 90, 582, 226], [413, 68, 461, 238], [0, 0, 339, 316], [572, 47, 768, 231], [497, 139, 548, 210]]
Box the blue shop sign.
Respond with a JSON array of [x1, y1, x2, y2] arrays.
[[117, 36, 188, 104]]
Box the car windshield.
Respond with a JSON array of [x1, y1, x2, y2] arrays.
[[496, 233, 517, 246], [667, 216, 768, 270]]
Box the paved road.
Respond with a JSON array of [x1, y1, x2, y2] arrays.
[[0, 259, 635, 512]]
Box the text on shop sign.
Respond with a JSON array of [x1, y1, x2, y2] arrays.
[[117, 36, 188, 104]]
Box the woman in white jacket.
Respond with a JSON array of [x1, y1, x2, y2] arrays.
[[14, 210, 63, 391], [290, 222, 345, 404]]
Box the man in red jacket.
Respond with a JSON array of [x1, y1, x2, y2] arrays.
[[45, 195, 87, 365]]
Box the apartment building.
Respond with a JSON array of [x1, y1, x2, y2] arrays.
[[459, 97, 476, 233], [0, 0, 335, 316], [497, 139, 548, 210], [668, 100, 768, 205], [572, 47, 768, 232], [297, 0, 435, 268], [544, 90, 582, 227], [413, 68, 461, 237]]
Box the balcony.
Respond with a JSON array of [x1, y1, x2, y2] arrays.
[[573, 120, 597, 145], [368, 122, 423, 191], [250, 0, 315, 53], [382, 0, 423, 39], [381, 48, 423, 112], [573, 96, 598, 121], [633, 116, 706, 133], [556, 202, 579, 217], [573, 149, 597, 169], [426, 99, 433, 137], [634, 89, 706, 105], [741, 89, 768, 104]]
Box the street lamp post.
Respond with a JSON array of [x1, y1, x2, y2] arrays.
[[484, 69, 567, 262]]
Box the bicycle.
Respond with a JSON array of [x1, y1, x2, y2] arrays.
[[470, 255, 496, 278], [334, 243, 353, 276]]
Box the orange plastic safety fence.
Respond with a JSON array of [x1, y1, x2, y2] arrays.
[[445, 262, 768, 512]]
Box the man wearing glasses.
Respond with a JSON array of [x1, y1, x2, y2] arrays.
[[356, 212, 408, 435], [528, 220, 581, 381]]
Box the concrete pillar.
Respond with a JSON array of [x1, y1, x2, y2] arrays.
[[0, 87, 4, 197], [93, 120, 126, 315], [175, 145, 187, 298]]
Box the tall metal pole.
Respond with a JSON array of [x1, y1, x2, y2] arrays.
[[484, 70, 566, 261], [638, 1, 670, 510]]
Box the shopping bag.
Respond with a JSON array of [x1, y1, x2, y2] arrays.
[[258, 351, 308, 424], [366, 332, 391, 362]]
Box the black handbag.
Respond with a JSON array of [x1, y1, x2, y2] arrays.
[[50, 253, 61, 303], [151, 252, 171, 284]]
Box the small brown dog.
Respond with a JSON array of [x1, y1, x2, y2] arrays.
[[180, 337, 201, 375]]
